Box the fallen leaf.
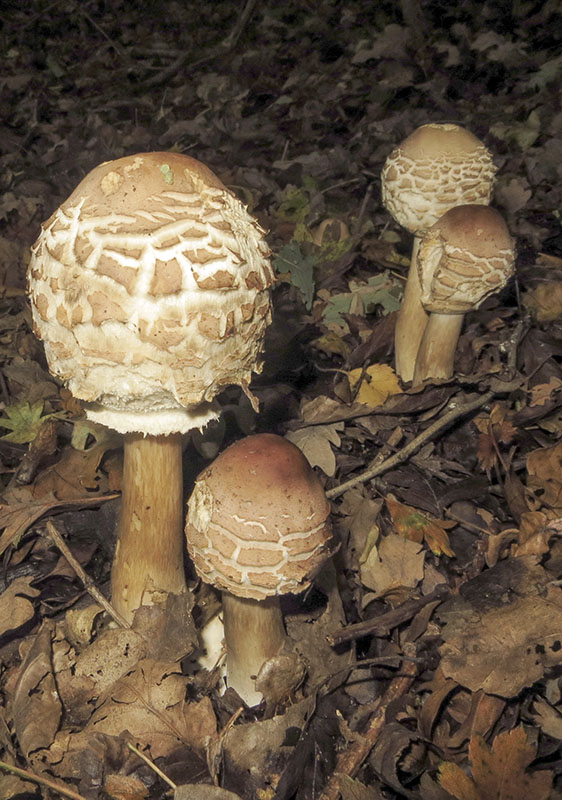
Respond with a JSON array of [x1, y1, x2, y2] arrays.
[[360, 534, 424, 596], [439, 727, 553, 800], [439, 584, 562, 696], [348, 364, 401, 408], [0, 576, 40, 636], [386, 496, 455, 557], [286, 423, 343, 476], [13, 624, 62, 761]]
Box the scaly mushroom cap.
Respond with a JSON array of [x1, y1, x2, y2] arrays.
[[417, 205, 515, 313], [27, 152, 274, 434], [186, 433, 337, 601], [381, 123, 497, 232]]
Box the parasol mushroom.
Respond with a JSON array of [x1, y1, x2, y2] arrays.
[[185, 433, 337, 706], [412, 204, 515, 385], [27, 152, 274, 622], [381, 122, 497, 382]]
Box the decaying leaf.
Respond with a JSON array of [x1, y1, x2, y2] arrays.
[[360, 533, 424, 596], [0, 576, 40, 636], [286, 422, 344, 475], [527, 441, 562, 514], [439, 583, 562, 696], [386, 496, 455, 557], [439, 726, 553, 800], [13, 624, 62, 761]]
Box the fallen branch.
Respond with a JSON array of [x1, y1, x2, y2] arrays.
[[326, 390, 495, 499], [328, 584, 449, 646], [0, 759, 88, 800], [45, 519, 131, 629], [317, 641, 418, 800]]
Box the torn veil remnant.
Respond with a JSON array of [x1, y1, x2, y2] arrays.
[[186, 433, 337, 706], [28, 152, 275, 621], [381, 123, 497, 383]]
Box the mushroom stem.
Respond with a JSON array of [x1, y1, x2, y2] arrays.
[[222, 593, 286, 705], [412, 312, 464, 386], [112, 433, 187, 622], [394, 238, 429, 382]]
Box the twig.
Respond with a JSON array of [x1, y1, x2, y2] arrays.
[[127, 742, 177, 790], [317, 641, 418, 800], [328, 584, 449, 646], [326, 390, 496, 499], [44, 519, 131, 629], [0, 759, 88, 800]]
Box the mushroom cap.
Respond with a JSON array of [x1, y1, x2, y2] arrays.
[[186, 433, 336, 600], [27, 152, 274, 434], [381, 123, 497, 232], [416, 205, 515, 313]]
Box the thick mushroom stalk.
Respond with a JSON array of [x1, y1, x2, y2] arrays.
[[112, 433, 186, 613], [27, 152, 274, 622], [412, 205, 515, 385], [186, 433, 337, 706], [381, 123, 497, 382]]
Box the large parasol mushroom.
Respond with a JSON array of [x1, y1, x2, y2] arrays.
[[28, 152, 274, 622]]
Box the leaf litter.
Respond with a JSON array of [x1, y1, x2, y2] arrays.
[[1, 1, 562, 798]]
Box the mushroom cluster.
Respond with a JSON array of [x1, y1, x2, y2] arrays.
[[381, 123, 497, 382], [28, 152, 275, 621], [186, 433, 337, 705]]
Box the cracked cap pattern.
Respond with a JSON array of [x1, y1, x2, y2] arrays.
[[27, 152, 274, 434], [417, 205, 515, 313], [186, 434, 337, 600], [381, 123, 497, 233]]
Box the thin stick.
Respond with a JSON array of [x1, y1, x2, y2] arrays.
[[326, 390, 495, 500], [0, 759, 88, 800], [328, 584, 449, 646], [45, 519, 131, 629], [127, 743, 177, 790], [317, 642, 417, 800]]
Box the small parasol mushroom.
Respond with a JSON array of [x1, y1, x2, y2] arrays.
[[185, 433, 337, 705], [412, 204, 515, 384]]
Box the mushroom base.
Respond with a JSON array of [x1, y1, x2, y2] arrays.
[[412, 312, 464, 385], [222, 592, 286, 706], [111, 432, 187, 621]]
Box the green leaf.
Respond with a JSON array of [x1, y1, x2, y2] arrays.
[[0, 401, 54, 444], [273, 242, 316, 309]]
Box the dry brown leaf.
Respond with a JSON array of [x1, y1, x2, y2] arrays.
[[527, 441, 562, 513], [104, 773, 149, 800], [360, 533, 424, 596], [439, 584, 562, 696], [0, 576, 40, 636], [87, 659, 216, 759], [286, 422, 344, 476], [13, 623, 62, 761], [74, 627, 148, 696], [439, 726, 553, 800]]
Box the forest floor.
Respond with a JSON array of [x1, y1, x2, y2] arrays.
[[1, 1, 562, 799]]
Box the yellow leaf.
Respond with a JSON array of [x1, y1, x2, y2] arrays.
[[348, 364, 400, 408]]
